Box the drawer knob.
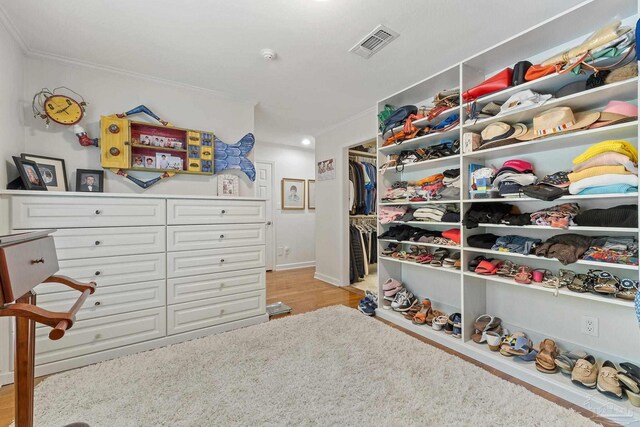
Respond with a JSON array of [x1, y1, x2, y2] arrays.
[[219, 234, 225, 239], [108, 124, 120, 134], [95, 271, 101, 276], [109, 147, 121, 156], [94, 301, 101, 306], [221, 209, 226, 214], [95, 241, 101, 246], [220, 259, 225, 263], [30, 258, 45, 264], [95, 209, 102, 215]]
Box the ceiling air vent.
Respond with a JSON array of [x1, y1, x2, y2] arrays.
[[349, 25, 399, 59]]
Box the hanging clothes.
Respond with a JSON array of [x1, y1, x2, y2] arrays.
[[349, 221, 377, 284], [349, 159, 377, 215]]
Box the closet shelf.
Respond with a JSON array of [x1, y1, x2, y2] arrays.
[[378, 126, 460, 154], [379, 155, 460, 174], [463, 271, 635, 308], [462, 121, 638, 160], [379, 199, 460, 206], [350, 215, 377, 218], [377, 105, 460, 137], [378, 238, 461, 250], [476, 224, 639, 233], [464, 247, 639, 271], [462, 77, 639, 132], [389, 221, 461, 227], [379, 256, 462, 274], [376, 309, 463, 346], [461, 193, 639, 203]]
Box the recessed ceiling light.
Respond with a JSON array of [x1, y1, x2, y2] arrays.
[[301, 139, 311, 146]]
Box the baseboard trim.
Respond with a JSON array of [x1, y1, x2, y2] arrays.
[[313, 272, 344, 287], [275, 261, 315, 271]]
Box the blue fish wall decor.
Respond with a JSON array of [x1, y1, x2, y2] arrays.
[[214, 133, 256, 181]]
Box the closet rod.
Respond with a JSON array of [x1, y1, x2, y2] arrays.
[[348, 150, 377, 158]]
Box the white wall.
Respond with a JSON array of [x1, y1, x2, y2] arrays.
[[255, 142, 316, 270], [314, 109, 376, 286], [0, 20, 25, 189], [22, 55, 256, 196]]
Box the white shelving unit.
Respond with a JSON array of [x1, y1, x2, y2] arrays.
[[374, 1, 640, 423]]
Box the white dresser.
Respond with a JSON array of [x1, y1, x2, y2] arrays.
[[0, 191, 267, 385]]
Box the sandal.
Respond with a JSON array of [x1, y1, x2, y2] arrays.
[[557, 269, 576, 288], [473, 314, 502, 332], [443, 252, 461, 268], [406, 245, 420, 261], [432, 315, 448, 331], [555, 350, 588, 375], [535, 338, 559, 374], [425, 309, 445, 326], [382, 243, 400, 256], [430, 248, 449, 267], [497, 260, 518, 278], [616, 278, 639, 300], [567, 274, 589, 293], [589, 270, 620, 295], [412, 299, 432, 324], [475, 259, 498, 275], [514, 266, 532, 284], [468, 256, 487, 272]]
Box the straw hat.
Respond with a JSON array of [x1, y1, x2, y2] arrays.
[[516, 107, 600, 141], [478, 122, 527, 150], [589, 100, 638, 129]]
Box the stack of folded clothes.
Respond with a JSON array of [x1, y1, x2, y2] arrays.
[[491, 160, 538, 197], [413, 204, 450, 222], [378, 205, 408, 224], [574, 204, 638, 228], [414, 173, 444, 200], [437, 168, 461, 200], [569, 140, 639, 195], [534, 234, 593, 265], [463, 202, 531, 228], [467, 233, 500, 249], [382, 181, 409, 202], [491, 235, 541, 255], [529, 203, 580, 229], [378, 225, 439, 242], [582, 236, 639, 266]]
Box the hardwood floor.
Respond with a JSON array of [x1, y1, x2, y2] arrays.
[[0, 268, 616, 426]]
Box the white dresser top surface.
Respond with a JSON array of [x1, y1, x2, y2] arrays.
[[0, 190, 266, 201]]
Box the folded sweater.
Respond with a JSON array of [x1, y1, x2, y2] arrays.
[[577, 184, 637, 195], [572, 151, 638, 174], [573, 140, 638, 165], [568, 173, 639, 194], [567, 165, 630, 182]]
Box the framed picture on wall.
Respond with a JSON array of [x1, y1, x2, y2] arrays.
[[20, 153, 68, 191], [316, 158, 335, 181], [307, 180, 316, 210], [76, 169, 104, 192], [218, 174, 239, 197], [282, 178, 305, 210]]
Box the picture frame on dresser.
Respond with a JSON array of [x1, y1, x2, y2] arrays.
[[21, 153, 68, 191], [282, 178, 305, 210], [11, 156, 47, 191], [76, 169, 104, 193]]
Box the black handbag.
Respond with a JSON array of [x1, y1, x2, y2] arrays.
[[381, 105, 417, 136], [512, 61, 533, 86], [522, 184, 566, 201]]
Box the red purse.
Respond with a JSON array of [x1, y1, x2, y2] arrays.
[[462, 68, 513, 102]]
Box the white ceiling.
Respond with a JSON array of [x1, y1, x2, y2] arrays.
[[0, 0, 583, 148]]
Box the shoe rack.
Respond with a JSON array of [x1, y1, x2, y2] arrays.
[[375, 0, 640, 423]]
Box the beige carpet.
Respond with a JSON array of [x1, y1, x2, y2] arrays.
[[27, 306, 597, 426]]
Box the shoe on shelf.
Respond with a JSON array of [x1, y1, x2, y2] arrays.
[[384, 284, 405, 302], [432, 315, 448, 331], [403, 303, 421, 320], [391, 289, 417, 312], [597, 360, 623, 399], [535, 338, 558, 374], [451, 313, 462, 338], [618, 362, 640, 394], [382, 299, 392, 310], [555, 350, 588, 375], [571, 355, 599, 389], [358, 301, 376, 316], [412, 299, 432, 324]]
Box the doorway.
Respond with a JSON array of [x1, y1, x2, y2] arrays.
[[256, 161, 275, 271]]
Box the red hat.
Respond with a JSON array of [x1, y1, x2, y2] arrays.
[[496, 159, 534, 176]]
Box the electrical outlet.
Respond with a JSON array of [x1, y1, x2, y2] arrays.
[[284, 246, 290, 254], [581, 316, 598, 337]]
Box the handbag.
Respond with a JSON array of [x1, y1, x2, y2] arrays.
[[462, 68, 513, 102], [522, 184, 566, 201], [512, 61, 532, 86], [381, 105, 417, 136]]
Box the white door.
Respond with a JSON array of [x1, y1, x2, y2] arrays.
[[256, 162, 275, 271]]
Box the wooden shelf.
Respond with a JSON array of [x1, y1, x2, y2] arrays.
[[131, 144, 187, 153]]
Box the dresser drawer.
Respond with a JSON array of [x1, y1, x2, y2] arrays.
[[167, 199, 265, 225], [167, 246, 264, 278], [168, 268, 265, 304], [36, 280, 165, 323], [0, 236, 58, 303], [11, 196, 165, 229], [53, 226, 165, 260], [30, 307, 166, 366], [167, 290, 265, 335], [36, 253, 165, 294], [167, 224, 264, 252]]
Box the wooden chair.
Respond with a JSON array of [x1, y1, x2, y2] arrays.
[[0, 230, 96, 427]]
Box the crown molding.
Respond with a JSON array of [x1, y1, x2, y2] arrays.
[[256, 140, 315, 152], [314, 106, 376, 138], [27, 49, 259, 106], [0, 4, 29, 52]]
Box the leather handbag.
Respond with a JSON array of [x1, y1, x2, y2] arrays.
[[522, 184, 566, 201], [525, 64, 557, 81], [381, 105, 418, 136], [462, 68, 513, 102], [512, 61, 532, 86]]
